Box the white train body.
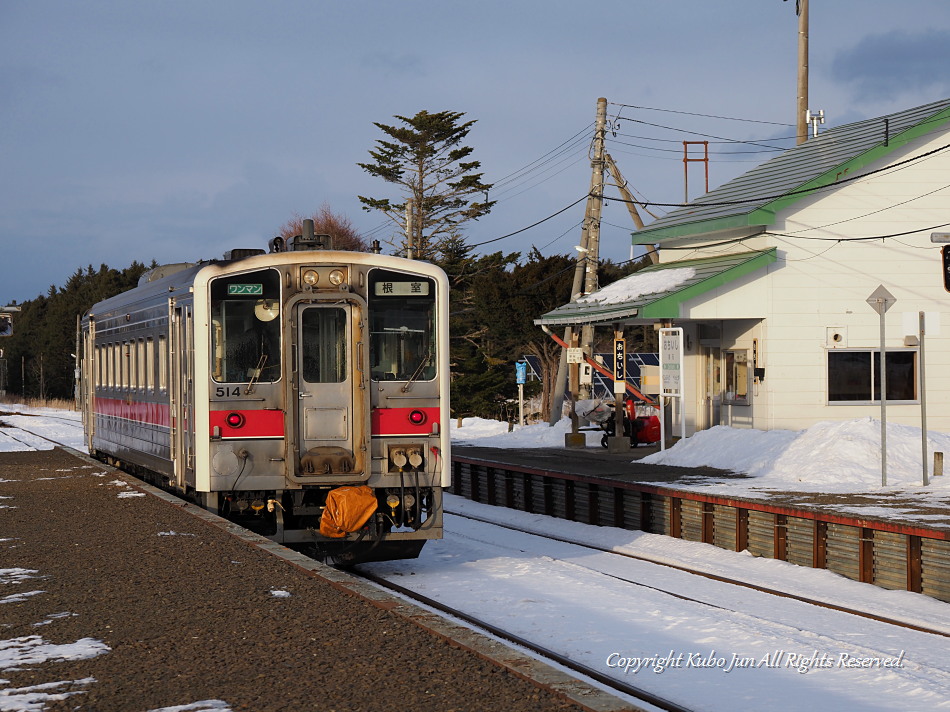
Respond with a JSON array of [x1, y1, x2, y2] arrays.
[[79, 243, 450, 562]]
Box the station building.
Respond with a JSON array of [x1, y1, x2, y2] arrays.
[[537, 97, 950, 435]]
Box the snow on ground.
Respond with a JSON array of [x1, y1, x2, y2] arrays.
[[4, 404, 950, 710], [0, 404, 84, 452], [365, 497, 950, 710], [452, 415, 950, 495]]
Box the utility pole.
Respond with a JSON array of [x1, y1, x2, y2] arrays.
[[549, 98, 609, 423], [794, 0, 809, 145], [405, 197, 415, 259], [583, 97, 608, 297]]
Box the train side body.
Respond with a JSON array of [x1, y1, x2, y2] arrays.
[[79, 250, 450, 562]]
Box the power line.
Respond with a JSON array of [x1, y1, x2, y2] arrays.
[[469, 195, 589, 248], [610, 102, 795, 127], [491, 124, 592, 190]]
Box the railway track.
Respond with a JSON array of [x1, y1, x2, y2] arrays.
[[356, 503, 950, 711], [445, 507, 950, 640], [357, 565, 692, 712], [0, 410, 84, 450]]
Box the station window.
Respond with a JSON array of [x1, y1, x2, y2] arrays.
[[368, 269, 436, 382], [723, 349, 750, 405], [828, 349, 917, 403]]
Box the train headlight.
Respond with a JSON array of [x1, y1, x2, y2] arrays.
[[226, 412, 245, 428], [328, 269, 345, 286], [408, 409, 427, 426], [302, 269, 319, 286]]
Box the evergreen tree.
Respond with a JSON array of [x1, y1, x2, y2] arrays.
[[2, 262, 148, 400], [466, 249, 575, 420], [358, 110, 494, 261]]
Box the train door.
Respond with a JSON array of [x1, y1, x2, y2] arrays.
[[81, 319, 96, 451], [170, 303, 195, 488], [294, 302, 364, 477]]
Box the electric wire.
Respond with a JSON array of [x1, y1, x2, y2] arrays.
[[468, 194, 589, 248], [609, 102, 795, 127], [491, 124, 592, 190]]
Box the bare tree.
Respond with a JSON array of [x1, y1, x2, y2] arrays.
[[278, 203, 368, 251]]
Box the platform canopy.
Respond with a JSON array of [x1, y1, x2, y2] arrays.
[[534, 248, 777, 326]]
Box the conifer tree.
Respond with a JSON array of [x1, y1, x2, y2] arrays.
[[358, 110, 494, 260]]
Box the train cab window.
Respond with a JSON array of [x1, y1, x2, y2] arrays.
[[368, 269, 436, 382], [210, 269, 282, 383]]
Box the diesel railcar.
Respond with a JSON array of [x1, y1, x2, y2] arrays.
[[79, 231, 450, 562]]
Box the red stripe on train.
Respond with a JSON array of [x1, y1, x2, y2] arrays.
[[209, 409, 285, 439], [95, 397, 170, 427], [372, 407, 439, 436]]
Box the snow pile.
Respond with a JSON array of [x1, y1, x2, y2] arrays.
[[452, 417, 597, 448], [452, 415, 950, 494], [642, 418, 950, 492]]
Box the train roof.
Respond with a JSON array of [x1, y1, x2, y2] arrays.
[[83, 250, 448, 322]]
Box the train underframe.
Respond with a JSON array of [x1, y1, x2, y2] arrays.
[[93, 451, 442, 565]]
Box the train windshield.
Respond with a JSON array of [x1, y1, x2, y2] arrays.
[[210, 269, 282, 383], [368, 269, 436, 382]]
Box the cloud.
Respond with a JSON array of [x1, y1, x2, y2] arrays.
[[831, 29, 950, 101]]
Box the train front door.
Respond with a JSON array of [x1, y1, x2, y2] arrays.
[[294, 303, 364, 477]]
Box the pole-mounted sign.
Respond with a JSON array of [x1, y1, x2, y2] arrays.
[[613, 338, 625, 394]]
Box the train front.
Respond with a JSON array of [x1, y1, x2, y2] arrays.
[[192, 243, 450, 563]]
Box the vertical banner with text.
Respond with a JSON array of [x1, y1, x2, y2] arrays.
[[659, 327, 686, 449]]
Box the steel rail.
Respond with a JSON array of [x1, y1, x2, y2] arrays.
[[356, 567, 694, 712], [446, 507, 950, 640]]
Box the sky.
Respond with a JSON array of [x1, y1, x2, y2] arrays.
[[3, 405, 950, 710], [3, 1, 950, 307]]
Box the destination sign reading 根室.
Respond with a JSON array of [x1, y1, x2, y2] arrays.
[[374, 281, 430, 297]]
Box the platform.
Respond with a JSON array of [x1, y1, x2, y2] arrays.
[[453, 444, 950, 533], [451, 444, 950, 602], [0, 447, 624, 712]]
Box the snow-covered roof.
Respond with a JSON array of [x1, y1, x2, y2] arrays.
[[535, 248, 776, 326]]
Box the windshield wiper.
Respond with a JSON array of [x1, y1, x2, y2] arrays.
[[401, 352, 431, 393]]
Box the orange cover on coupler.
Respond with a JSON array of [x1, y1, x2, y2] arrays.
[[319, 486, 378, 538]]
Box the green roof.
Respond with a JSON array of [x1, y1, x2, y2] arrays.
[[633, 97, 950, 244], [535, 248, 777, 326]]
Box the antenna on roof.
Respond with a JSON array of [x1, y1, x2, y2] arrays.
[[806, 109, 825, 138]]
